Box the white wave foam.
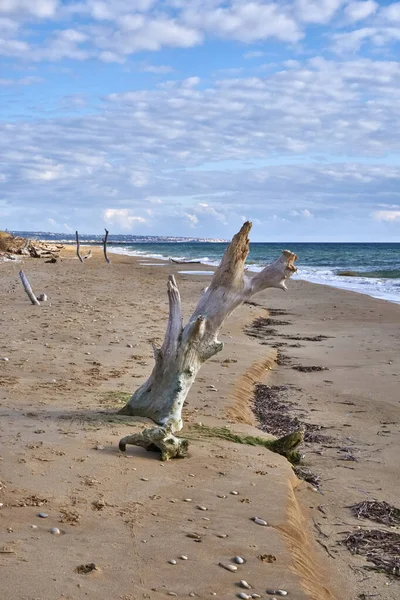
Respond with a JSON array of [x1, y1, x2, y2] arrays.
[[108, 247, 400, 304]]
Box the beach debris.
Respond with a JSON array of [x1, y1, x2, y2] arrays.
[[0, 231, 63, 260], [103, 228, 111, 264], [75, 563, 99, 574], [240, 580, 251, 589], [116, 223, 297, 459], [50, 527, 61, 535], [234, 556, 245, 564], [19, 270, 41, 306], [293, 467, 321, 489], [342, 529, 400, 577], [219, 562, 238, 572], [292, 365, 329, 372], [350, 500, 400, 527], [253, 383, 330, 444], [38, 512, 49, 518], [252, 516, 268, 526]]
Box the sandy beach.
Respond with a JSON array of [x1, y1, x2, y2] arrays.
[[1, 248, 399, 600]]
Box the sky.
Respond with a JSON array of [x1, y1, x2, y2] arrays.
[[1, 1, 400, 241]]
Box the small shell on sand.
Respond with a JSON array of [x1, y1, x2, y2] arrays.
[[184, 498, 192, 502], [234, 556, 245, 564], [50, 527, 61, 535], [252, 517, 268, 526], [196, 505, 207, 511], [180, 555, 188, 560], [238, 593, 250, 599], [168, 559, 177, 565], [231, 491, 239, 495], [240, 580, 251, 589], [218, 562, 237, 572]]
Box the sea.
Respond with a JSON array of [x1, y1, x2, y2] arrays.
[[12, 232, 400, 304]]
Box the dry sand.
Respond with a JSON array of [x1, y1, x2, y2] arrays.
[[0, 248, 399, 600]]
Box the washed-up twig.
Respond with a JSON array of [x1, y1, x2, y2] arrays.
[[312, 517, 329, 538], [316, 539, 336, 559]]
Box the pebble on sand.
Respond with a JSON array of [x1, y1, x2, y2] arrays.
[[231, 491, 239, 495], [180, 555, 188, 560], [38, 513, 49, 518], [252, 516, 268, 526], [238, 593, 250, 599], [234, 556, 245, 564], [218, 562, 237, 572], [50, 527, 61, 535], [266, 591, 288, 596], [240, 580, 251, 589], [168, 559, 177, 565], [196, 505, 207, 511]]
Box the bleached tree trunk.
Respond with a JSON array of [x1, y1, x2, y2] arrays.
[[119, 222, 297, 459]]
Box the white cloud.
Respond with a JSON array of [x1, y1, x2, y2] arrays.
[[185, 213, 199, 227], [381, 2, 400, 23], [140, 64, 173, 74], [372, 210, 400, 222], [333, 27, 400, 52], [184, 2, 302, 43], [0, 0, 58, 19], [0, 75, 42, 85], [103, 208, 147, 230], [295, 0, 345, 24], [344, 1, 378, 23]]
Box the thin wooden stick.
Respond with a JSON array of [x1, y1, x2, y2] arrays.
[[75, 231, 83, 263], [103, 229, 111, 264], [19, 270, 40, 305]]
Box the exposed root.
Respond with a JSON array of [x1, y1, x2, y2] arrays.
[[190, 424, 304, 465], [119, 425, 189, 461]]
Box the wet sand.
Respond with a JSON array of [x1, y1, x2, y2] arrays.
[[0, 248, 399, 600]]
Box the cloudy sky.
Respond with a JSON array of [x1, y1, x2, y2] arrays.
[[1, 0, 400, 240]]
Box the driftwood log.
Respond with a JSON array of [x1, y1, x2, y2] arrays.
[[75, 231, 83, 263], [103, 229, 111, 264], [118, 222, 299, 460], [19, 270, 40, 305]]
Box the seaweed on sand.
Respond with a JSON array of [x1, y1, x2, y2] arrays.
[[350, 500, 400, 527], [253, 384, 331, 443], [342, 529, 400, 577]]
